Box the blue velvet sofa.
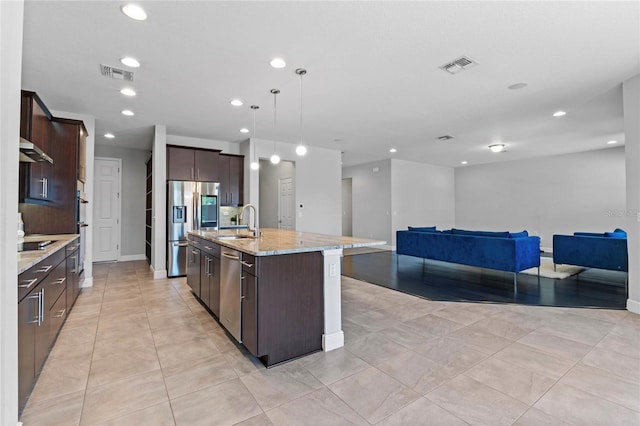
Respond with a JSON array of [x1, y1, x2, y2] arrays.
[[553, 229, 628, 272], [396, 227, 541, 291]]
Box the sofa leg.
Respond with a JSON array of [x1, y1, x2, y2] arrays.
[[553, 264, 557, 272], [513, 273, 518, 296]]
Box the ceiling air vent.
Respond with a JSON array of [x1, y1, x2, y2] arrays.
[[100, 64, 134, 81], [439, 56, 478, 75], [436, 135, 455, 141]]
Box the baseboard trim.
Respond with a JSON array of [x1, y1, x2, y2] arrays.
[[81, 277, 93, 288], [627, 298, 640, 315], [118, 254, 146, 262], [150, 265, 167, 279], [322, 331, 344, 351]]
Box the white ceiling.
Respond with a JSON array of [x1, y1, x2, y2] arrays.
[[21, 1, 640, 168]]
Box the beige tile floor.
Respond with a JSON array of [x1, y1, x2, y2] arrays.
[[20, 261, 640, 425]]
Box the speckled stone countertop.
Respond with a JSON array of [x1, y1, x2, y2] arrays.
[[18, 234, 79, 274], [190, 228, 385, 256]]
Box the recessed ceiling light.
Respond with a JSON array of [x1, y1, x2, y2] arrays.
[[240, 128, 250, 134], [230, 99, 243, 107], [607, 140, 618, 145], [270, 58, 286, 69], [104, 133, 115, 139], [121, 109, 134, 116], [389, 148, 397, 153], [461, 161, 468, 165], [121, 4, 147, 21], [120, 88, 136, 97], [120, 57, 140, 68], [508, 83, 528, 90], [553, 110, 566, 117], [488, 144, 505, 153]]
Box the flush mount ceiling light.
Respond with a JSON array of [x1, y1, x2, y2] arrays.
[[270, 58, 286, 69], [389, 148, 397, 153], [508, 83, 528, 90], [607, 140, 618, 145], [295, 68, 308, 156], [240, 128, 250, 134], [553, 110, 567, 117], [104, 133, 115, 139], [488, 143, 505, 153], [121, 4, 147, 21], [120, 56, 140, 68], [461, 161, 468, 165], [270, 90, 281, 164], [121, 109, 135, 116], [230, 99, 243, 107], [250, 105, 260, 170], [120, 87, 136, 97]]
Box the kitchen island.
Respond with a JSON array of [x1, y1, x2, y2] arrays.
[[188, 228, 384, 366]]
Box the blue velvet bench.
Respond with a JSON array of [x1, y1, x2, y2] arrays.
[[396, 227, 541, 293]]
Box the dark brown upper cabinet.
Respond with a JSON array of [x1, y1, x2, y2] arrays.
[[20, 91, 53, 202], [219, 154, 244, 206], [167, 145, 220, 182]]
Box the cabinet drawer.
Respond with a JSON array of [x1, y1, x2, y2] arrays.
[[188, 234, 201, 246], [48, 288, 67, 348], [201, 241, 220, 257], [65, 240, 80, 256], [18, 248, 65, 302], [241, 253, 257, 275], [45, 260, 67, 311]]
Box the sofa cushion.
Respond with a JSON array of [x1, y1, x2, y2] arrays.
[[605, 231, 627, 239], [408, 226, 437, 232], [613, 228, 627, 236], [574, 232, 605, 237], [509, 231, 529, 239], [452, 228, 510, 238]]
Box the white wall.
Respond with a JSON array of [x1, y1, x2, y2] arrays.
[[623, 74, 640, 314], [0, 1, 23, 422], [95, 145, 150, 258], [259, 159, 295, 228], [250, 138, 342, 235], [391, 159, 456, 246], [455, 147, 626, 250], [342, 160, 393, 243], [151, 125, 167, 278]]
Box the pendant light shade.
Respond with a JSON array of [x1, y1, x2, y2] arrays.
[[296, 68, 307, 156], [250, 105, 260, 170], [270, 89, 281, 164]]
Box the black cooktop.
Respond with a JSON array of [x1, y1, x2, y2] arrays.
[[18, 240, 53, 252]]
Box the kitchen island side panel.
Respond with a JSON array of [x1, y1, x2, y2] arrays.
[[258, 251, 324, 366]]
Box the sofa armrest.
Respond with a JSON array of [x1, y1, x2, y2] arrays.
[[553, 235, 628, 272]]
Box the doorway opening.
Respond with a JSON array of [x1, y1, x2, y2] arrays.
[[259, 159, 295, 230]]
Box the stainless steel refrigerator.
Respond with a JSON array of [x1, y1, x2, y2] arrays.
[[167, 181, 219, 277]]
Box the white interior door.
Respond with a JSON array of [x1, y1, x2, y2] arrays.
[[93, 158, 121, 262], [278, 176, 295, 230]]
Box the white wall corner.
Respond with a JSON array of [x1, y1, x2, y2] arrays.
[[626, 298, 640, 315], [81, 277, 94, 288]]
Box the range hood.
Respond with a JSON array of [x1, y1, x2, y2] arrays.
[[19, 137, 53, 164]]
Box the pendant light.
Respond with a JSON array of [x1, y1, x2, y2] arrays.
[[270, 89, 281, 164], [295, 68, 308, 156], [250, 105, 260, 170]]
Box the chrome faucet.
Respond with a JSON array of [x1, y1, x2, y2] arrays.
[[239, 204, 258, 237]]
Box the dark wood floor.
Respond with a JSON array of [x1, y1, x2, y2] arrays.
[[342, 251, 627, 309]]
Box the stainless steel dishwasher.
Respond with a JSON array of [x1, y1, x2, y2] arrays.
[[220, 248, 242, 342]]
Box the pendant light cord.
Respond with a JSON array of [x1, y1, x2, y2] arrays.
[[299, 72, 304, 144]]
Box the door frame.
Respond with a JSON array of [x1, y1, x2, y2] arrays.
[[277, 176, 295, 230], [94, 157, 122, 262]]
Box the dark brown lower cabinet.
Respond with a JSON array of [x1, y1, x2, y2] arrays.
[[200, 254, 211, 308], [186, 245, 201, 297], [241, 270, 258, 357], [200, 253, 221, 317], [18, 292, 38, 407], [48, 289, 67, 347]]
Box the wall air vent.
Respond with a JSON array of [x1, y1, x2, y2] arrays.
[[436, 135, 455, 141], [439, 56, 478, 75], [100, 64, 134, 81]]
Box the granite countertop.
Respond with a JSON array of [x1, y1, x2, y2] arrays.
[[18, 234, 79, 274], [190, 228, 385, 256]]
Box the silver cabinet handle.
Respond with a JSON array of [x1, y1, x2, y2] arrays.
[[204, 246, 213, 250], [222, 252, 239, 260], [36, 265, 53, 273], [39, 289, 44, 326], [191, 167, 194, 180], [52, 277, 66, 285], [55, 309, 66, 318], [19, 278, 38, 289], [240, 261, 253, 268], [191, 250, 199, 255], [28, 292, 40, 324], [174, 242, 188, 247]]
